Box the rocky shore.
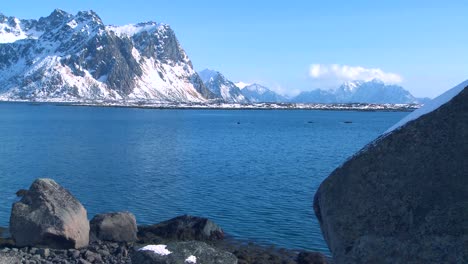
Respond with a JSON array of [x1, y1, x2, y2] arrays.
[[1, 178, 328, 264]]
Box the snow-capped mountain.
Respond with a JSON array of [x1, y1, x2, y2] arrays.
[[0, 9, 215, 102], [292, 79, 428, 104], [240, 83, 287, 103], [198, 69, 248, 103]]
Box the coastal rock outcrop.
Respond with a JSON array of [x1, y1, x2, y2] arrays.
[[138, 215, 224, 243], [90, 211, 138, 242], [10, 178, 90, 249], [313, 83, 468, 263], [132, 241, 238, 264]]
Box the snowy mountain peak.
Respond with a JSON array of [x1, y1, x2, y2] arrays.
[[106, 22, 165, 38], [0, 9, 215, 102], [293, 80, 425, 104], [340, 80, 364, 92], [199, 69, 248, 103], [241, 83, 287, 103], [235, 81, 251, 89], [244, 84, 268, 95], [198, 69, 221, 83]]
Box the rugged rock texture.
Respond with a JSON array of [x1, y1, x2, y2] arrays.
[[90, 212, 138, 243], [138, 215, 224, 243], [0, 240, 132, 264], [132, 241, 238, 264], [314, 86, 468, 263], [0, 9, 215, 102], [10, 178, 89, 249]]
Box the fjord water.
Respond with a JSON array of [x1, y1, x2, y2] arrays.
[[0, 103, 408, 253]]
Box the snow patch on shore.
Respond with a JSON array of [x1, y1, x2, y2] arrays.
[[139, 245, 172, 256]]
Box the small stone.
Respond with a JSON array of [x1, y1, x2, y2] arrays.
[[84, 250, 97, 262], [38, 248, 50, 258], [97, 249, 110, 257], [78, 259, 91, 264], [68, 249, 81, 259], [29, 248, 38, 255]]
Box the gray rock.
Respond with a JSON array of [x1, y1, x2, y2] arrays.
[[38, 248, 49, 258], [90, 211, 137, 242], [314, 86, 468, 263], [138, 215, 224, 243], [132, 241, 238, 264], [9, 178, 90, 249]]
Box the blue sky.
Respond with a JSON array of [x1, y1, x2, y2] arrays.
[[2, 0, 467, 97]]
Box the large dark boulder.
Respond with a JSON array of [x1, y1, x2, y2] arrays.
[[138, 215, 224, 243], [314, 84, 468, 263], [131, 241, 238, 264], [90, 211, 137, 242], [10, 178, 89, 249]]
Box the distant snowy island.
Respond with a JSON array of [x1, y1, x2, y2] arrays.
[[0, 100, 421, 112]]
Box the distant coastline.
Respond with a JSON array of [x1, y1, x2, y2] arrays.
[[0, 100, 420, 112]]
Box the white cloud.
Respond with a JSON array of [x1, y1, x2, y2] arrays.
[[309, 64, 403, 84]]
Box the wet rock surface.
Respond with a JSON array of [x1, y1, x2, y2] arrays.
[[314, 86, 468, 263]]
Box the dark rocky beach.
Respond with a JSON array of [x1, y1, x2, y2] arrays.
[[0, 179, 328, 264]]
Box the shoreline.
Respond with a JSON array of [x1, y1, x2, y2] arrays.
[[1, 221, 332, 264], [0, 100, 420, 112]]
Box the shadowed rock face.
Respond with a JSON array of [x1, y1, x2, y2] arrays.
[[10, 178, 89, 249], [90, 211, 137, 242], [138, 215, 224, 243], [314, 86, 468, 263]]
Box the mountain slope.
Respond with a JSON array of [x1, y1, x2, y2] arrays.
[[0, 9, 215, 102], [240, 83, 287, 103], [199, 69, 248, 103], [292, 80, 426, 104]]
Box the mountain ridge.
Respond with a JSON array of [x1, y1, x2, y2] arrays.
[[292, 79, 428, 104], [199, 69, 248, 103], [0, 9, 216, 102]]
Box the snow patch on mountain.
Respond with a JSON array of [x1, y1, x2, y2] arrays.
[[199, 69, 248, 103], [235, 81, 250, 89], [241, 83, 287, 103], [106, 22, 162, 37], [292, 79, 425, 104], [0, 9, 214, 102]]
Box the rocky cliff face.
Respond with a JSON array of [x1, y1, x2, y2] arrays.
[[0, 9, 215, 102], [313, 81, 468, 263]]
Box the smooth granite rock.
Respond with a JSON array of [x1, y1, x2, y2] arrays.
[[132, 241, 238, 264], [90, 211, 137, 242], [314, 85, 468, 263], [10, 178, 90, 249]]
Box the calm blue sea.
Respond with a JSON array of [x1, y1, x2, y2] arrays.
[[0, 102, 408, 253]]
